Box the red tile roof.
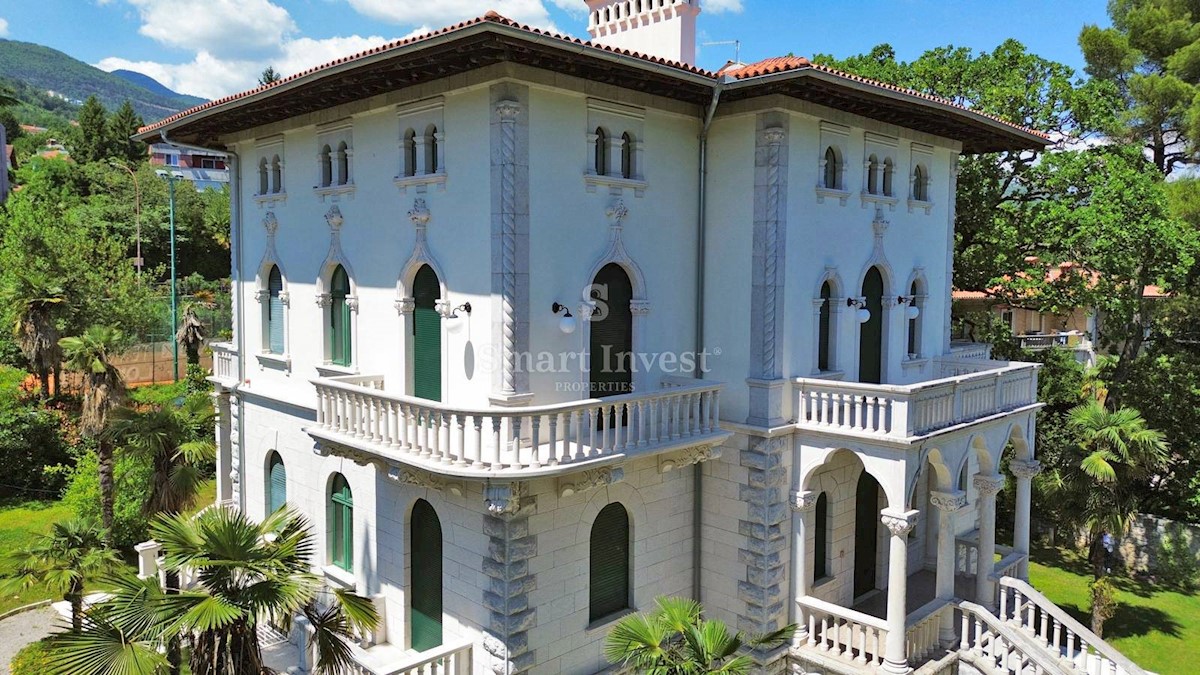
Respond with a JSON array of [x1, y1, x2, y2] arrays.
[[138, 11, 1047, 145]]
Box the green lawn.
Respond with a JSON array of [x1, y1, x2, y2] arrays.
[[0, 499, 73, 615], [1029, 545, 1200, 674]]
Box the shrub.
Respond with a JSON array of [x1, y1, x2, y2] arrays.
[[10, 638, 53, 675], [1154, 528, 1200, 592], [0, 366, 69, 499], [60, 447, 153, 550]]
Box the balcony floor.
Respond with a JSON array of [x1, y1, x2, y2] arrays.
[[851, 569, 974, 620]]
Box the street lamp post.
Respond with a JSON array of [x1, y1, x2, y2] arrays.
[[156, 169, 181, 382]]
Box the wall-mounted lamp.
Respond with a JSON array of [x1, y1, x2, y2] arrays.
[[446, 302, 472, 319], [846, 297, 871, 323], [897, 296, 920, 320], [552, 302, 577, 334]]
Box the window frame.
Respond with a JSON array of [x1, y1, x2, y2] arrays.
[[589, 502, 631, 624], [328, 474, 354, 572], [328, 265, 352, 367]]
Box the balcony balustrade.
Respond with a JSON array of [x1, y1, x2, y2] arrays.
[[793, 357, 1039, 441], [208, 342, 239, 388], [307, 374, 730, 478]]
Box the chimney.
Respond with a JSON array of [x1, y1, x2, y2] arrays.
[[585, 0, 701, 65]]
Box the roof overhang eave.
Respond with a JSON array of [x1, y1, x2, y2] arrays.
[[134, 21, 717, 144], [725, 67, 1049, 152]]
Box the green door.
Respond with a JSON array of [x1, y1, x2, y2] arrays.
[[413, 266, 441, 401], [589, 503, 630, 622], [854, 472, 879, 598], [589, 264, 633, 399], [410, 499, 442, 651], [858, 267, 884, 384]]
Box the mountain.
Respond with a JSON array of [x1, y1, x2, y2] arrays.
[[0, 39, 207, 122], [110, 69, 201, 104]]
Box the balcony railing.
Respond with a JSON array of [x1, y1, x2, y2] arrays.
[[308, 375, 729, 478], [208, 342, 238, 387], [793, 358, 1039, 440], [1017, 331, 1083, 350], [351, 639, 473, 675]]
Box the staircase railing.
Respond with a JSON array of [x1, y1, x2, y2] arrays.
[[997, 577, 1146, 675], [959, 600, 1067, 675], [796, 595, 889, 667]]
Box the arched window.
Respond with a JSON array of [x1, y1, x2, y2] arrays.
[[426, 125, 439, 174], [590, 503, 630, 622], [595, 127, 609, 176], [257, 158, 269, 195], [813, 492, 829, 582], [818, 281, 833, 372], [403, 129, 417, 177], [859, 267, 885, 384], [823, 146, 839, 190], [913, 165, 928, 201], [270, 155, 282, 193], [590, 263, 634, 398], [266, 265, 284, 355], [413, 265, 442, 401], [621, 132, 634, 179], [266, 451, 286, 513], [883, 158, 894, 196], [958, 461, 969, 491], [411, 499, 443, 651], [319, 144, 332, 187], [336, 141, 349, 186], [328, 474, 353, 571], [329, 265, 352, 366], [907, 279, 922, 358], [867, 154, 879, 194]]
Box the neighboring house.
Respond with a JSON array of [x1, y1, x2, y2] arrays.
[[149, 143, 229, 191], [954, 261, 1168, 366], [136, 5, 1143, 675]]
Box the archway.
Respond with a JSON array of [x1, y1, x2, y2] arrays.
[[589, 263, 633, 398], [859, 267, 884, 383], [854, 470, 883, 598], [410, 499, 443, 651], [412, 265, 441, 401]]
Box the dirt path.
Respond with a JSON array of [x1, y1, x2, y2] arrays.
[[0, 605, 61, 674]]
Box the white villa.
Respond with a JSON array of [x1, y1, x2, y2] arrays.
[[136, 3, 1147, 674]]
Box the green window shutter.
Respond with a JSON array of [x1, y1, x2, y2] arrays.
[[330, 475, 353, 571], [818, 282, 831, 371], [268, 267, 284, 354], [813, 492, 828, 582], [858, 267, 884, 384], [330, 266, 351, 366], [589, 503, 630, 623], [589, 264, 634, 399], [410, 499, 443, 651], [412, 266, 441, 401], [268, 453, 286, 513]]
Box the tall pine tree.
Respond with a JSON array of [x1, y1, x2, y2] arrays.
[[73, 96, 110, 164], [107, 101, 145, 164]]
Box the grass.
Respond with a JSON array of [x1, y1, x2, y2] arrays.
[[0, 499, 73, 615], [1029, 545, 1200, 674], [186, 478, 217, 516]]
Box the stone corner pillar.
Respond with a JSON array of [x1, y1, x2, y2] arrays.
[[929, 490, 967, 645], [972, 473, 1005, 607], [737, 434, 789, 670], [1009, 460, 1041, 580], [482, 482, 537, 674], [880, 508, 919, 675]]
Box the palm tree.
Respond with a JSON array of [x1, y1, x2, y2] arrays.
[[60, 326, 127, 547], [175, 304, 206, 367], [10, 272, 65, 398], [605, 596, 793, 674], [0, 519, 119, 631], [48, 507, 379, 675], [1044, 400, 1168, 635], [106, 395, 216, 518]]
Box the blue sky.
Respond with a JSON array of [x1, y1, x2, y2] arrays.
[[0, 0, 1110, 100]]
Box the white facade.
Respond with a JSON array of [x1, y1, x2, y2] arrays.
[[151, 9, 1145, 675]]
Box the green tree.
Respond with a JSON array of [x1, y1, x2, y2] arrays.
[[258, 65, 281, 85], [106, 100, 145, 164], [605, 596, 793, 674], [72, 95, 109, 164], [48, 507, 379, 675], [0, 108, 22, 142], [8, 272, 64, 398], [1079, 0, 1200, 174], [0, 519, 119, 631], [59, 326, 128, 547], [1042, 401, 1169, 635], [175, 304, 206, 367]]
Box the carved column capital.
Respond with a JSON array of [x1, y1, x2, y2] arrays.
[[278, 291, 291, 307], [880, 508, 919, 537], [761, 126, 786, 145], [345, 296, 360, 313], [254, 289, 269, 304], [315, 293, 331, 309], [791, 490, 818, 512], [973, 473, 1006, 498], [495, 99, 522, 119], [929, 490, 967, 513], [485, 482, 525, 516], [1009, 460, 1042, 480], [408, 197, 431, 228], [395, 297, 415, 315]]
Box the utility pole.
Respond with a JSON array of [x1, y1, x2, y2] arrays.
[[158, 169, 180, 382]]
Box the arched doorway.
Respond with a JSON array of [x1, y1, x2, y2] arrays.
[[858, 267, 884, 384], [410, 499, 443, 651], [854, 470, 882, 598], [589, 263, 633, 398], [412, 265, 441, 401]]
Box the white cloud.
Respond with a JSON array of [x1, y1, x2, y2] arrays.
[[0, 18, 9, 37], [703, 0, 743, 13], [344, 0, 557, 31], [127, 0, 297, 60]]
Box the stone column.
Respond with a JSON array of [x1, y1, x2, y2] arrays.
[[973, 474, 1005, 606], [737, 435, 788, 669], [1010, 460, 1041, 580], [790, 490, 817, 647], [482, 483, 537, 674], [489, 90, 531, 404], [930, 490, 967, 644], [880, 508, 919, 675]]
